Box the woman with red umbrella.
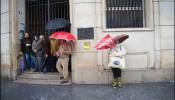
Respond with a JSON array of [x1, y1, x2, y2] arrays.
[[49, 31, 75, 84], [56, 40, 72, 84], [108, 34, 129, 88]]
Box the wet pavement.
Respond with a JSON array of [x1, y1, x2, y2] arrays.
[[1, 80, 174, 100]]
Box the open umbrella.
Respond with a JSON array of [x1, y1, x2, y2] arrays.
[[113, 34, 129, 43], [49, 31, 76, 41], [45, 18, 70, 30], [95, 34, 114, 50]]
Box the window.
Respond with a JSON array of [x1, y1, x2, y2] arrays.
[[105, 0, 145, 28]]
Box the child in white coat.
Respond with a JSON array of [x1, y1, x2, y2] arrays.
[[108, 41, 126, 88]]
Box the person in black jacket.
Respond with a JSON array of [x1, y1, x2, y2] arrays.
[[41, 37, 53, 73], [21, 32, 34, 70]]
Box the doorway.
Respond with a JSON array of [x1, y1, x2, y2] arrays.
[[18, 0, 72, 82], [25, 0, 70, 37]]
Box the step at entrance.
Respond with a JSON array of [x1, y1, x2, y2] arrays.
[[15, 72, 72, 85], [16, 72, 60, 80]]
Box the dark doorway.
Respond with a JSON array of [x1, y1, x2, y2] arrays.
[[25, 0, 70, 37], [25, 0, 72, 74]]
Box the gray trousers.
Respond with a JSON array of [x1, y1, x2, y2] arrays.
[[36, 56, 44, 71]]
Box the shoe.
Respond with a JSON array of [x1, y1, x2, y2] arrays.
[[43, 68, 47, 74], [30, 68, 35, 72], [60, 80, 68, 84], [60, 76, 64, 79], [34, 69, 39, 72], [113, 85, 117, 89], [43, 71, 47, 74]]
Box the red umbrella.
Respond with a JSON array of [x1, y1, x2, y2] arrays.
[[49, 33, 56, 39], [49, 31, 76, 41], [113, 34, 129, 43], [95, 34, 114, 50]]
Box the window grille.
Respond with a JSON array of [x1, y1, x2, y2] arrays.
[[106, 0, 145, 28]]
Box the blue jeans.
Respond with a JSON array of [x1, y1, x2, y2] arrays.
[[31, 56, 38, 70], [25, 54, 37, 69]]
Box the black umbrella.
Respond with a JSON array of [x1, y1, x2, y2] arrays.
[[45, 18, 70, 30], [113, 34, 129, 44]]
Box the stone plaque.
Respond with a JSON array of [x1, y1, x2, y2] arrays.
[[77, 27, 94, 40]]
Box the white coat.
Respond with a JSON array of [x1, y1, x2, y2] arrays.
[[107, 44, 126, 69]]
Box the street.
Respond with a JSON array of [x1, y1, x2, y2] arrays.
[[1, 80, 174, 100]]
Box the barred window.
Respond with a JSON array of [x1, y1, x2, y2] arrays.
[[106, 0, 145, 28]]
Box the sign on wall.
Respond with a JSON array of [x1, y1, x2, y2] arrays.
[[77, 27, 94, 40], [83, 42, 90, 49]]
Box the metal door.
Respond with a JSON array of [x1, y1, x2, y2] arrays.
[[25, 0, 70, 38]]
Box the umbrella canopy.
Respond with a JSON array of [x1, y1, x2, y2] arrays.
[[49, 33, 57, 39], [45, 18, 70, 30], [49, 31, 76, 41], [113, 34, 129, 44], [95, 34, 114, 50]]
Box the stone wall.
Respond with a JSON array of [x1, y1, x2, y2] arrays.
[[71, 0, 174, 84], [1, 0, 11, 78], [1, 0, 25, 79]]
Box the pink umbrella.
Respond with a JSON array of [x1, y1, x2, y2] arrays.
[[49, 31, 76, 41], [95, 34, 114, 50]]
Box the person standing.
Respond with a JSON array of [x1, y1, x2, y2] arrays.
[[32, 35, 39, 71], [50, 39, 59, 56], [56, 40, 72, 84], [108, 41, 126, 88], [41, 37, 52, 73], [32, 35, 39, 54], [34, 35, 45, 72], [21, 32, 33, 70], [50, 39, 59, 72]]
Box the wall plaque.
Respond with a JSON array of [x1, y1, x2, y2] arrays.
[[77, 27, 94, 40]]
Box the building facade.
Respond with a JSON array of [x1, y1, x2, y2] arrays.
[[1, 0, 174, 84]]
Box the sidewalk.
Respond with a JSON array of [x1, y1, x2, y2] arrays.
[[1, 80, 174, 100]]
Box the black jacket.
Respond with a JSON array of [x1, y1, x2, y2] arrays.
[[21, 38, 32, 54]]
